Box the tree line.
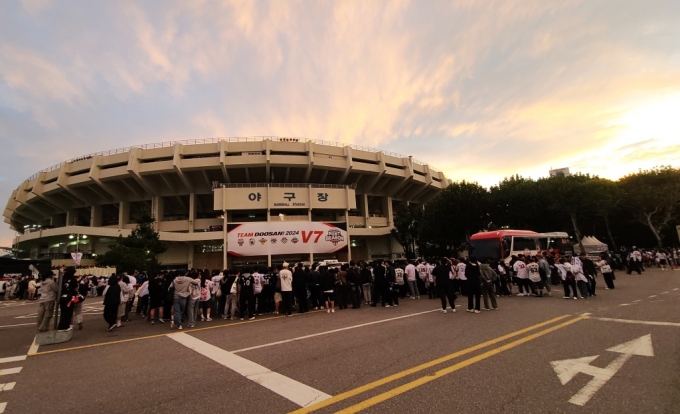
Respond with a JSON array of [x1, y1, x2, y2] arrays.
[[392, 167, 680, 259]]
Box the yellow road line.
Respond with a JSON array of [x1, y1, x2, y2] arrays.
[[335, 315, 588, 413], [30, 311, 321, 356], [289, 314, 572, 414]]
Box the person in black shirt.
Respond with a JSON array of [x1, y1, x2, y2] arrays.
[[238, 268, 255, 320], [371, 260, 392, 307], [432, 258, 456, 313], [57, 267, 78, 330], [465, 257, 482, 313]]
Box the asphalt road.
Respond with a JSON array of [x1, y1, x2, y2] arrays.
[[1, 268, 679, 414]]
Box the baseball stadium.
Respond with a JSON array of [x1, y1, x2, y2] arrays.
[[3, 137, 449, 269]]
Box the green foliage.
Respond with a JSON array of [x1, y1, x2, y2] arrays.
[[401, 167, 680, 255], [419, 181, 490, 256], [391, 205, 422, 259], [95, 209, 167, 273], [618, 167, 680, 247]]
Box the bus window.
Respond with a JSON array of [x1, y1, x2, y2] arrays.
[[469, 239, 501, 261], [512, 237, 540, 252]]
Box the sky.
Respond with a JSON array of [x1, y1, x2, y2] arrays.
[[1, 0, 680, 247]]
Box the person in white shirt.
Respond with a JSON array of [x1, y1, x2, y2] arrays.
[[455, 260, 467, 296], [512, 257, 529, 296], [426, 261, 436, 299], [656, 250, 668, 271], [404, 260, 419, 299], [627, 247, 643, 274], [570, 259, 589, 299], [596, 253, 615, 289], [279, 263, 293, 316]]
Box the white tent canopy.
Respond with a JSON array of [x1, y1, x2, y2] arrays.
[[574, 236, 608, 254]]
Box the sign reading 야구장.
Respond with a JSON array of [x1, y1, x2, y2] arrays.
[[227, 222, 347, 256]]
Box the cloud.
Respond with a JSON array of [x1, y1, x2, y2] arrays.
[[0, 0, 679, 247]]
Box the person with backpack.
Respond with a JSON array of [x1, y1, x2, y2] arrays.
[[432, 257, 456, 313], [170, 270, 199, 330], [479, 259, 498, 310], [579, 252, 598, 297], [596, 253, 616, 289], [186, 271, 202, 328]]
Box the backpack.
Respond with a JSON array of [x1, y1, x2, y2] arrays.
[[394, 268, 405, 285], [565, 271, 575, 283], [200, 286, 210, 301]]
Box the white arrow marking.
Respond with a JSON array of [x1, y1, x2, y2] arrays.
[[552, 335, 654, 406]]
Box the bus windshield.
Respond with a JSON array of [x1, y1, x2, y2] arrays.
[[512, 237, 540, 252], [469, 239, 501, 261]]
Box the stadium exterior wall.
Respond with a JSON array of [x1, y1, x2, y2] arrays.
[[4, 137, 449, 269]]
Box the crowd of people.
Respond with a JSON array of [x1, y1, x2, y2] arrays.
[[14, 245, 677, 334]]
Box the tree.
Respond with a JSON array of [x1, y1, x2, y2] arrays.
[[391, 205, 422, 259], [539, 173, 596, 254], [96, 209, 167, 273], [419, 181, 490, 256], [618, 167, 680, 247], [583, 178, 622, 251], [489, 175, 562, 232]]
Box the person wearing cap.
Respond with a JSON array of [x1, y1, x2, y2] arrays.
[[279, 262, 293, 316]]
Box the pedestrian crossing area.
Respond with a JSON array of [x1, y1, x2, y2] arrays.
[[0, 355, 25, 413]]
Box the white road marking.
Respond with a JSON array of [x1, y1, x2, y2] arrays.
[[0, 368, 22, 377], [650, 300, 664, 303], [552, 335, 654, 406], [0, 382, 16, 391], [232, 309, 441, 353], [0, 402, 6, 413], [673, 288, 679, 291], [0, 356, 26, 365], [661, 291, 669, 294], [618, 304, 630, 307], [27, 337, 39, 356], [594, 317, 680, 327], [632, 300, 641, 303], [169, 333, 331, 407], [648, 295, 657, 298], [0, 323, 36, 329]]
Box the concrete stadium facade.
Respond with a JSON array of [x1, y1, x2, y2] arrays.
[[4, 137, 449, 269]]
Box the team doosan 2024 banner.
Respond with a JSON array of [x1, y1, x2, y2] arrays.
[[227, 222, 348, 256]]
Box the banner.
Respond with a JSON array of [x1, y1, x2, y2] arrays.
[[71, 252, 83, 266], [227, 222, 347, 256]]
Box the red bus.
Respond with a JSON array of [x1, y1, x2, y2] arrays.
[[469, 230, 572, 262], [469, 230, 542, 263]]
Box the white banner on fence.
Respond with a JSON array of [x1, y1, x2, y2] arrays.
[[227, 222, 347, 257]]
